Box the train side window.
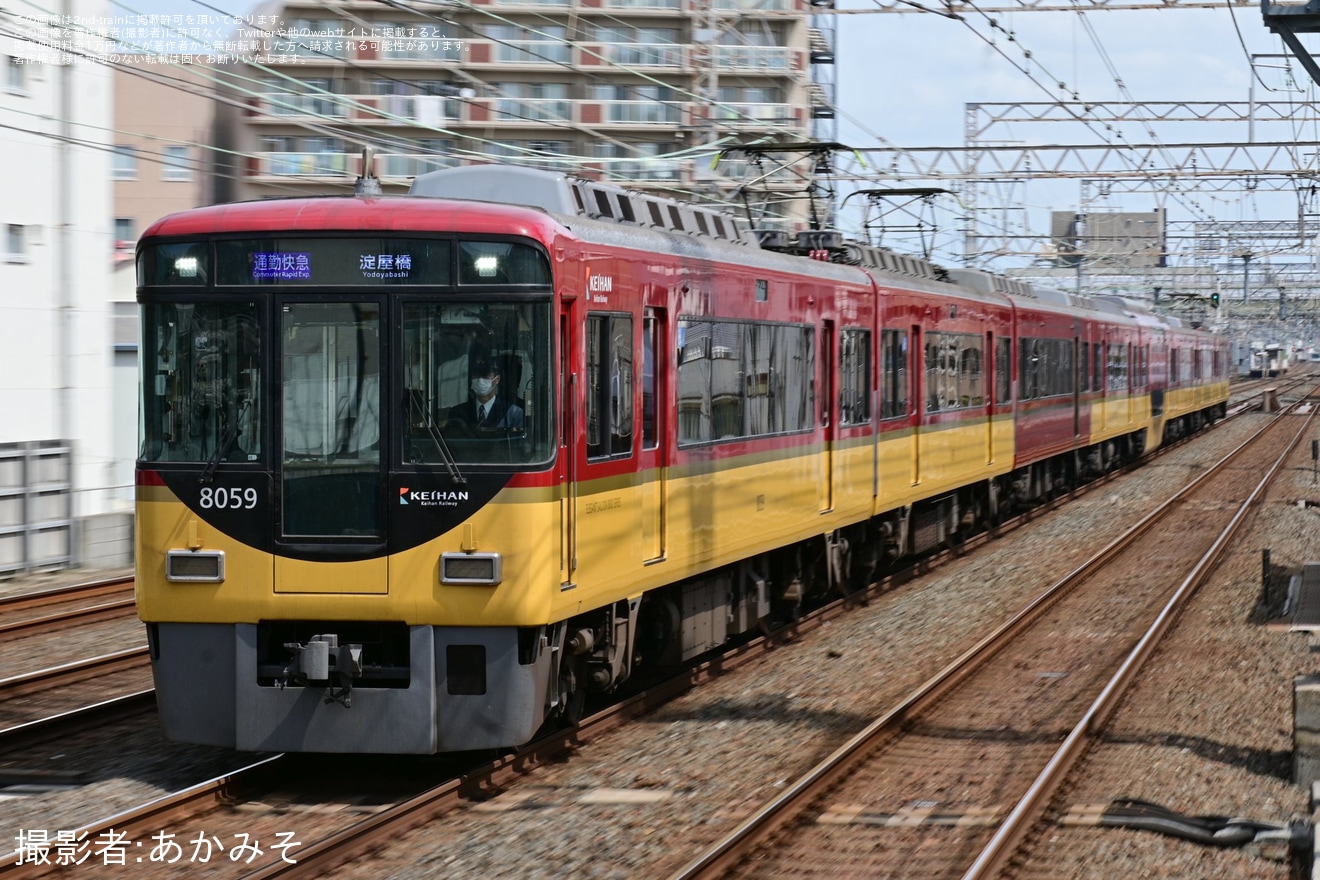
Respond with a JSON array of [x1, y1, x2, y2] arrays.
[[642, 312, 659, 450], [586, 313, 634, 459], [1019, 339, 1039, 401], [880, 329, 909, 420], [839, 329, 871, 426], [677, 318, 814, 445], [995, 337, 1011, 405], [1020, 337, 1073, 400], [927, 332, 983, 411], [1106, 343, 1128, 392]]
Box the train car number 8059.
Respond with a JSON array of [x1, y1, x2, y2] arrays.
[[199, 487, 259, 510]]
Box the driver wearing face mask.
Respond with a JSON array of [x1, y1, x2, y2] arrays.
[[446, 358, 524, 432]]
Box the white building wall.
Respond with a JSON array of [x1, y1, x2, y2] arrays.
[[2, 2, 120, 570]]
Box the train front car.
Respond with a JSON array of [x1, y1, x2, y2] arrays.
[[135, 197, 562, 753]]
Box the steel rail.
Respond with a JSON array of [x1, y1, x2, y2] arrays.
[[961, 397, 1318, 879], [663, 395, 1312, 880], [0, 690, 157, 753], [0, 576, 133, 612], [0, 646, 148, 699], [0, 575, 136, 638], [0, 755, 286, 877]]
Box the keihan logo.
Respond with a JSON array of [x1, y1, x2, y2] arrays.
[[399, 488, 470, 506]]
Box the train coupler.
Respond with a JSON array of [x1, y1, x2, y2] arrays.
[[278, 634, 364, 708]]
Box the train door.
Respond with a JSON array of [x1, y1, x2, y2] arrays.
[[639, 308, 666, 561], [559, 304, 577, 588], [986, 331, 996, 466], [820, 320, 835, 513], [910, 324, 922, 485], [1096, 332, 1108, 434], [274, 297, 388, 593], [1127, 341, 1136, 424], [1072, 327, 1081, 440]]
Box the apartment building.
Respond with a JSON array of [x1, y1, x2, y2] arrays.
[[220, 0, 836, 226], [113, 63, 218, 248], [110, 63, 218, 538], [0, 2, 117, 572]]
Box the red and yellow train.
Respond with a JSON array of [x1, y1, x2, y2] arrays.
[[135, 164, 1228, 753]]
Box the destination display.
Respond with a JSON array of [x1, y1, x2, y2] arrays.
[[140, 238, 552, 288], [215, 239, 453, 286]]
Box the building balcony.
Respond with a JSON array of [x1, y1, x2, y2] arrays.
[[275, 0, 786, 11], [594, 158, 687, 182], [464, 39, 574, 67], [714, 0, 794, 12], [488, 98, 575, 124], [585, 100, 685, 126], [585, 41, 685, 68], [249, 151, 353, 179], [249, 92, 462, 126], [713, 102, 799, 126], [247, 94, 806, 138], [254, 93, 351, 119], [713, 45, 797, 71], [595, 0, 683, 10], [377, 153, 462, 180]]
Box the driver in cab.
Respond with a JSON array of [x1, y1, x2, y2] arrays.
[[446, 358, 524, 433]]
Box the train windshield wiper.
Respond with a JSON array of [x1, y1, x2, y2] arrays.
[[201, 398, 250, 484], [408, 390, 466, 485]]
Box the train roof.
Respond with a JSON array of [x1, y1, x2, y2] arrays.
[[410, 164, 753, 247], [142, 164, 1222, 343], [140, 194, 564, 241]]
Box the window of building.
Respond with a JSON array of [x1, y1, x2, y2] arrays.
[[5, 224, 26, 262], [114, 218, 135, 244], [162, 145, 192, 181], [112, 145, 138, 180], [5, 56, 24, 94], [288, 18, 347, 60], [486, 24, 570, 63]]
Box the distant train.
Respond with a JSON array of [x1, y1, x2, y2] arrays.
[[135, 164, 1229, 754]]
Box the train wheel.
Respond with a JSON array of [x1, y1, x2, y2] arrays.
[[557, 657, 587, 724]]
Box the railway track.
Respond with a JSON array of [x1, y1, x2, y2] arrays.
[[663, 389, 1318, 879], [0, 577, 135, 638], [0, 575, 151, 747], [0, 391, 1294, 878]]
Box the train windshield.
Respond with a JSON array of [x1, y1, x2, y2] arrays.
[[402, 301, 554, 465], [139, 301, 262, 464]]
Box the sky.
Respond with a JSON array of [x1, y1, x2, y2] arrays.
[[828, 3, 1320, 263], [40, 0, 1320, 265]]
